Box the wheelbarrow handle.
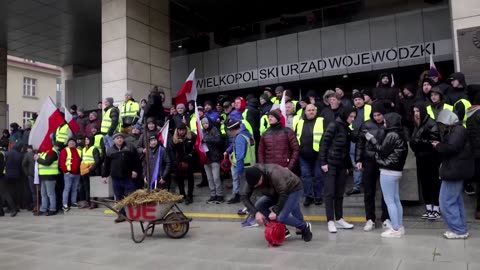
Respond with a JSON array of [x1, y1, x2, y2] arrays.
[[90, 199, 128, 220]]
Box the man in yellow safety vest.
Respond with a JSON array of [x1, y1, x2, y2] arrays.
[[295, 104, 325, 207], [101, 97, 120, 148], [34, 143, 61, 216], [120, 91, 140, 134]]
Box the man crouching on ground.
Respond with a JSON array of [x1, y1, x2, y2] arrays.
[[242, 163, 313, 242]]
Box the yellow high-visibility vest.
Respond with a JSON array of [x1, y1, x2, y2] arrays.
[[55, 124, 69, 144], [82, 146, 95, 164], [120, 100, 140, 119], [38, 148, 60, 176], [426, 104, 453, 120], [94, 134, 103, 155], [65, 148, 82, 172], [231, 134, 256, 167], [241, 109, 254, 135], [259, 115, 270, 136], [454, 99, 472, 127], [101, 107, 119, 134], [296, 117, 324, 152], [349, 104, 372, 130]]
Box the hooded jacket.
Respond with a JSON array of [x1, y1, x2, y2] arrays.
[[319, 108, 354, 168], [373, 73, 399, 107], [399, 84, 417, 133], [435, 110, 474, 181], [258, 121, 299, 170], [410, 102, 440, 157], [355, 103, 386, 162], [446, 72, 468, 105], [428, 84, 451, 119], [466, 104, 480, 158], [202, 119, 223, 163], [369, 113, 408, 171], [5, 145, 24, 179], [246, 98, 261, 139], [240, 163, 302, 216]]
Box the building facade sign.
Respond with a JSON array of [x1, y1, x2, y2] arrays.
[[196, 39, 452, 90]]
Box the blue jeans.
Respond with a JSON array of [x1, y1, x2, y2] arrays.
[[439, 180, 468, 235], [299, 156, 323, 199], [380, 173, 403, 230], [231, 167, 245, 195], [40, 180, 56, 212], [112, 177, 137, 201], [349, 142, 362, 191], [255, 190, 306, 228], [63, 173, 80, 205]]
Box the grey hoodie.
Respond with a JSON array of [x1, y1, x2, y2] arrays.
[[437, 109, 459, 126]]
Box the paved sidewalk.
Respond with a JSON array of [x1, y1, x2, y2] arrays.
[[0, 212, 479, 270]]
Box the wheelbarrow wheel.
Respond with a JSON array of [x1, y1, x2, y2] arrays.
[[163, 212, 189, 239]]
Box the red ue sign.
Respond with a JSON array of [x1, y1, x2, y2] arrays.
[[126, 203, 157, 221]]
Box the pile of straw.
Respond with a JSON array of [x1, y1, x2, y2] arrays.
[[114, 189, 183, 210]]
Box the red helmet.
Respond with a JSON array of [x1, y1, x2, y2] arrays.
[[264, 221, 285, 247]]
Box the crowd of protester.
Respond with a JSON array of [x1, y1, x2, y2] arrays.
[[1, 69, 479, 241]]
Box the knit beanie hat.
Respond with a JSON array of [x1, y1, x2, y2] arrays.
[[259, 94, 269, 102], [201, 117, 209, 125], [105, 97, 114, 105], [245, 167, 263, 187], [268, 109, 285, 127], [352, 92, 364, 100], [371, 101, 386, 115]]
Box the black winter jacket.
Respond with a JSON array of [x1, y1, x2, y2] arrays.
[[466, 106, 480, 158], [356, 119, 386, 162], [320, 105, 343, 127], [371, 113, 408, 171], [202, 124, 223, 163], [319, 118, 352, 168], [5, 148, 23, 179], [102, 142, 141, 178], [435, 110, 474, 181], [142, 145, 171, 180], [410, 102, 440, 157]]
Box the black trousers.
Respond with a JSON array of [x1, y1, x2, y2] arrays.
[[362, 160, 389, 222], [0, 179, 18, 212], [55, 174, 64, 211], [323, 166, 347, 221], [176, 166, 194, 197], [79, 175, 90, 202], [416, 155, 441, 206]]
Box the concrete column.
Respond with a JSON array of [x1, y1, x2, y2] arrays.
[[0, 49, 6, 129], [450, 0, 480, 75], [101, 0, 171, 106]]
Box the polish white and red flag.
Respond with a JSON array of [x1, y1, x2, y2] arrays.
[[28, 97, 65, 152], [175, 69, 197, 106], [175, 69, 208, 164], [429, 54, 442, 79], [63, 106, 80, 138]]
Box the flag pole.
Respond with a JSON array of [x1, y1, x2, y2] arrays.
[[34, 184, 39, 216], [144, 120, 151, 191]]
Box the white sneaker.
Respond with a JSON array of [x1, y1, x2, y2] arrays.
[[328, 221, 337, 233], [381, 228, 402, 238], [335, 218, 354, 229], [364, 219, 375, 232], [443, 231, 469, 239], [399, 225, 405, 235], [382, 219, 392, 230]]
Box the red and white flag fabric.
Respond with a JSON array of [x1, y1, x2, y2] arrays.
[[175, 69, 197, 105], [29, 97, 65, 152], [63, 106, 80, 138], [391, 74, 395, 88], [429, 54, 442, 79], [280, 90, 287, 120], [194, 101, 208, 164], [158, 120, 170, 148]]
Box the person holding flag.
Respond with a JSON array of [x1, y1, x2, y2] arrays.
[[142, 135, 171, 190], [173, 123, 196, 204]]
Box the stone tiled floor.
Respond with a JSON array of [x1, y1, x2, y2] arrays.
[[0, 212, 479, 270]]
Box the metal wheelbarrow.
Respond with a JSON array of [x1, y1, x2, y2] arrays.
[[92, 199, 192, 243]]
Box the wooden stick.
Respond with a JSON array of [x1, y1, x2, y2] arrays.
[[35, 183, 39, 216]]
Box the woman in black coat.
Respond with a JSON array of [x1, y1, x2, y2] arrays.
[[433, 109, 474, 239], [367, 112, 408, 238], [319, 107, 356, 233], [410, 102, 441, 219]]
